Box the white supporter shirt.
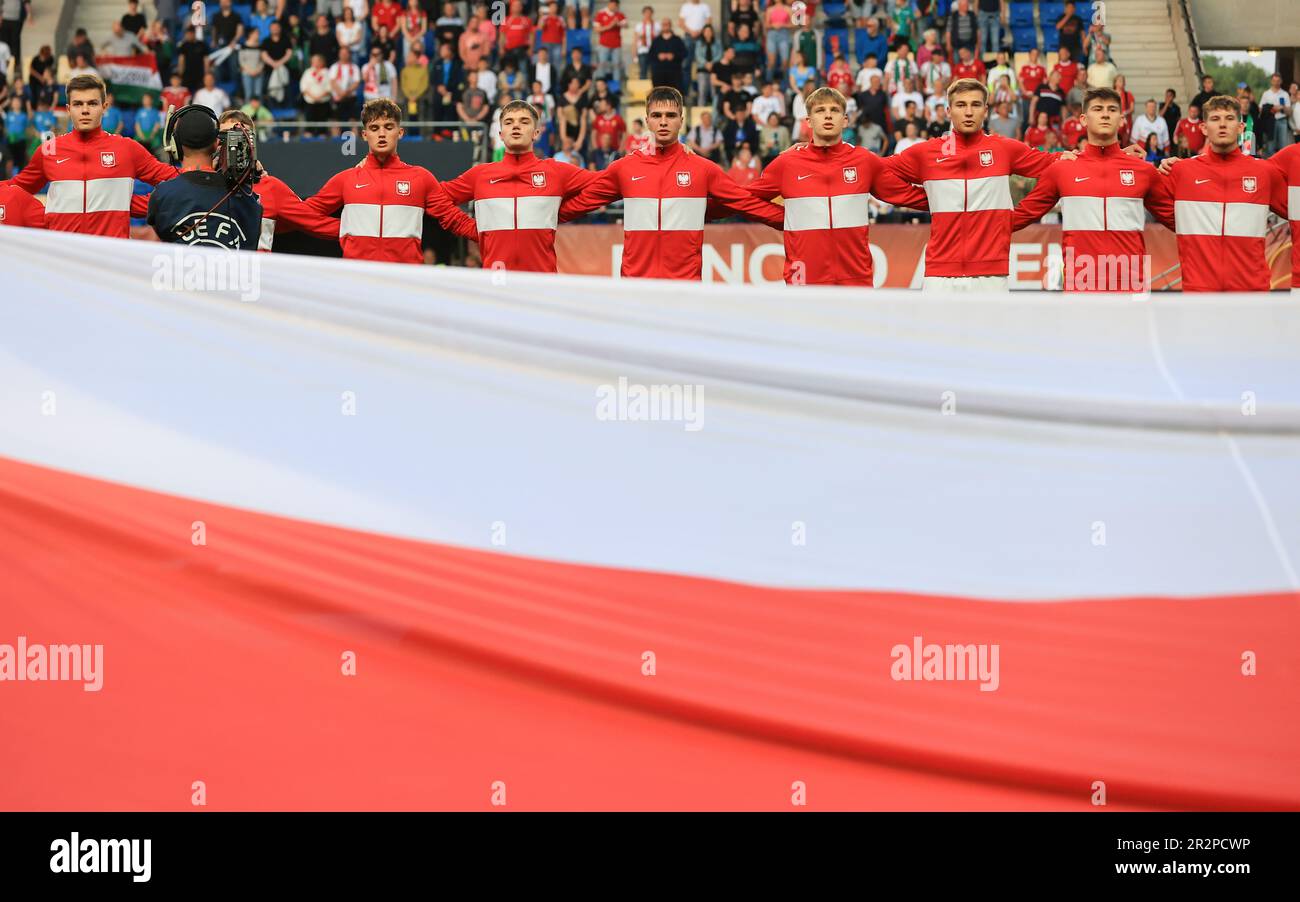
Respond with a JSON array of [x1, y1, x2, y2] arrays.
[[855, 66, 883, 93], [891, 90, 924, 120], [300, 67, 331, 103], [635, 19, 659, 55], [194, 87, 231, 114], [329, 62, 361, 98], [752, 93, 784, 124], [679, 1, 711, 35], [1131, 114, 1170, 150], [1261, 88, 1290, 119]]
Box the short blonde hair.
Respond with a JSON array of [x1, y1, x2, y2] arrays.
[[947, 78, 989, 104], [804, 86, 847, 114]]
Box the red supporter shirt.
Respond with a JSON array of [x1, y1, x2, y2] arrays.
[[953, 59, 985, 81], [1174, 117, 1205, 154], [305, 151, 478, 264], [502, 15, 533, 50], [594, 9, 626, 49], [372, 1, 401, 32], [1265, 142, 1300, 287], [1053, 61, 1079, 94], [1019, 63, 1046, 95], [540, 15, 566, 44], [1061, 117, 1085, 149], [1024, 125, 1058, 148], [590, 111, 627, 150], [161, 85, 192, 110], [827, 68, 853, 94], [440, 150, 597, 273], [0, 180, 48, 228]]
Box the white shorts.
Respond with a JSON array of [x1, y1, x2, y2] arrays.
[[922, 276, 1010, 293]]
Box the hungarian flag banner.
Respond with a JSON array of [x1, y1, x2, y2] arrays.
[[95, 53, 163, 104]]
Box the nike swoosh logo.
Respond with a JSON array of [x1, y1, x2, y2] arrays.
[[1074, 177, 1088, 182], [935, 157, 952, 163], [489, 177, 507, 183], [355, 183, 370, 188], [1195, 178, 1211, 184], [55, 158, 69, 164], [797, 174, 813, 180], [631, 175, 646, 181]]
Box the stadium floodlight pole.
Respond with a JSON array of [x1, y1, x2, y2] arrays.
[[439, 100, 600, 276], [557, 85, 785, 280], [740, 86, 929, 286], [1010, 87, 1178, 294]]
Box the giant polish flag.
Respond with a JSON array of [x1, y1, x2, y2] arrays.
[[1, 229, 1298, 811]]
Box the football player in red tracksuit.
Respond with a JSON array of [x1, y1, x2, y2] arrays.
[[884, 77, 1090, 292], [127, 110, 343, 251], [1156, 96, 1289, 292], [1012, 87, 1175, 293], [741, 86, 928, 286], [558, 86, 785, 280], [1263, 139, 1300, 293], [0, 181, 47, 228], [12, 74, 177, 236], [439, 99, 598, 273], [305, 98, 478, 264]]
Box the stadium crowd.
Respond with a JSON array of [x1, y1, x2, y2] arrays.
[[5, 0, 1300, 185]]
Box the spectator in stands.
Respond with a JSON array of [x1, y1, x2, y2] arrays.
[[988, 98, 1018, 138], [1130, 98, 1169, 151], [722, 102, 759, 164], [1030, 68, 1064, 126], [459, 14, 487, 71], [567, 8, 594, 66], [561, 47, 594, 96], [309, 15, 340, 69], [975, 0, 1005, 58], [364, 43, 401, 102], [987, 50, 1015, 96], [891, 75, 923, 121], [1291, 83, 1300, 142], [3, 95, 27, 177], [499, 1, 533, 78], [1052, 46, 1080, 106], [634, 7, 659, 79], [917, 27, 942, 66], [855, 51, 883, 93], [211, 0, 245, 87], [788, 51, 816, 96], [539, 2, 566, 65], [884, 43, 918, 95], [400, 1, 428, 61], [163, 71, 191, 110], [895, 120, 924, 154], [239, 30, 266, 102], [694, 23, 723, 105], [133, 91, 162, 150], [240, 95, 275, 141], [764, 0, 793, 81], [175, 26, 208, 93], [248, 0, 276, 42], [100, 92, 124, 136], [338, 7, 365, 58], [432, 40, 464, 96], [590, 131, 621, 169], [731, 23, 761, 75], [594, 0, 627, 84], [458, 81, 490, 140], [1082, 12, 1110, 62], [1113, 72, 1134, 131], [554, 134, 583, 167], [589, 95, 626, 151], [27, 44, 54, 99], [474, 58, 498, 103], [858, 113, 887, 153], [918, 47, 950, 97], [0, 1, 30, 80], [300, 54, 332, 132], [1261, 73, 1291, 154], [196, 71, 232, 116], [1174, 103, 1204, 156], [792, 16, 818, 74], [1159, 88, 1180, 142], [946, 0, 978, 59], [556, 76, 589, 147], [262, 20, 294, 106], [854, 72, 888, 131], [752, 78, 783, 124], [1054, 0, 1084, 62], [758, 110, 788, 162], [68, 51, 99, 81], [66, 28, 95, 69], [686, 107, 723, 161], [1143, 132, 1165, 163], [1060, 101, 1084, 146], [331, 46, 362, 123], [1189, 74, 1216, 115], [1085, 46, 1116, 94], [501, 58, 527, 99], [372, 0, 402, 40], [1024, 110, 1055, 148], [952, 46, 984, 84], [727, 143, 759, 185], [532, 47, 555, 94], [104, 21, 145, 57], [648, 18, 687, 89]]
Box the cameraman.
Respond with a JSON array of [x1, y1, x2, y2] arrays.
[[147, 105, 262, 248]]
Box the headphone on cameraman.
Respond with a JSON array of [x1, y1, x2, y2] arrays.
[[161, 104, 220, 163]]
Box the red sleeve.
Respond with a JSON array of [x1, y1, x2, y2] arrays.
[[130, 192, 150, 218], [305, 172, 347, 215], [883, 143, 924, 186], [439, 166, 477, 205], [870, 155, 928, 209], [423, 172, 479, 241], [1268, 167, 1289, 222], [1010, 166, 1059, 231], [1011, 140, 1063, 179], [1144, 170, 1176, 231], [269, 179, 342, 240], [11, 148, 48, 195], [563, 164, 600, 196], [745, 153, 784, 202], [707, 163, 784, 230], [558, 160, 624, 221], [132, 141, 179, 185]]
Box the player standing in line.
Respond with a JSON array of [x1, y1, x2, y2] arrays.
[[558, 86, 785, 280], [1260, 134, 1300, 293], [1154, 95, 1288, 292], [305, 98, 478, 264], [438, 100, 598, 273], [739, 86, 927, 286], [1010, 87, 1175, 292], [12, 75, 177, 236]]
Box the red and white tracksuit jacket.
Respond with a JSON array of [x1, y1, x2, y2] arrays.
[[130, 172, 341, 251], [11, 126, 177, 236], [1265, 142, 1300, 288], [887, 130, 1062, 277], [559, 141, 784, 280], [305, 152, 478, 264], [440, 151, 597, 273], [1011, 141, 1173, 292], [0, 180, 48, 228], [745, 140, 928, 285], [1164, 147, 1288, 292]]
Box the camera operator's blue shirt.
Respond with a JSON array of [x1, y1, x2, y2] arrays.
[[147, 169, 263, 249]]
